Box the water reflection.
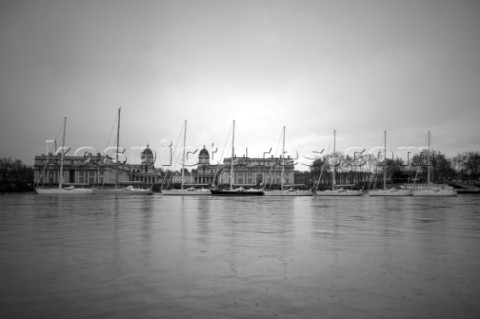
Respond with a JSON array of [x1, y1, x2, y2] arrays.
[[196, 198, 211, 244], [0, 194, 479, 318]]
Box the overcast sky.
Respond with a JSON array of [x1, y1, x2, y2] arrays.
[[1, 0, 479, 170]]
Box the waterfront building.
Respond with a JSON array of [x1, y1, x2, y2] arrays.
[[34, 146, 162, 187], [219, 155, 295, 188], [192, 147, 220, 186], [191, 146, 295, 188], [169, 171, 195, 185], [128, 145, 162, 185]]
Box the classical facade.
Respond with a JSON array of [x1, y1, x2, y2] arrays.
[[191, 146, 294, 188], [128, 145, 162, 185], [34, 146, 162, 187], [192, 147, 220, 186], [218, 156, 295, 188]]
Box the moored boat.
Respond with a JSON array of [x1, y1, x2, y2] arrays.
[[211, 187, 264, 196], [94, 185, 153, 195], [368, 187, 412, 196], [163, 187, 211, 195], [92, 108, 153, 195], [314, 130, 363, 196], [211, 120, 264, 196], [263, 126, 312, 196], [36, 117, 93, 195], [162, 120, 211, 196], [264, 188, 314, 196], [36, 186, 93, 195], [314, 187, 363, 196], [367, 131, 412, 196], [404, 183, 457, 196], [406, 132, 457, 197]]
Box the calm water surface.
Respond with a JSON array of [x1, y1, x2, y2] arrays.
[[1, 194, 479, 318]]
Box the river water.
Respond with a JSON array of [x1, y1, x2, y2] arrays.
[[1, 193, 479, 318]]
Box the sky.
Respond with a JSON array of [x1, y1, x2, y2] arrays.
[[1, 0, 479, 170]]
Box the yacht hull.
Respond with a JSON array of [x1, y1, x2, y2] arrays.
[[162, 189, 211, 195], [314, 189, 363, 196], [36, 188, 93, 194], [368, 189, 413, 196], [211, 189, 264, 196], [93, 187, 153, 195], [263, 190, 313, 196]]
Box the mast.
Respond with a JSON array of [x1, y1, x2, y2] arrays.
[[181, 120, 187, 190], [59, 117, 66, 189], [383, 130, 387, 190], [281, 126, 286, 191], [427, 131, 431, 184], [230, 120, 235, 190], [332, 129, 336, 191], [115, 108, 121, 188]]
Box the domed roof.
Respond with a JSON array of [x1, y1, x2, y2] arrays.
[[199, 147, 209, 157], [142, 144, 153, 155]]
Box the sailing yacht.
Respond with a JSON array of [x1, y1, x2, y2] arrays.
[[263, 126, 313, 196], [162, 120, 210, 195], [36, 117, 93, 194], [93, 108, 153, 195], [405, 131, 457, 196], [367, 131, 412, 196], [313, 130, 363, 196], [210, 120, 264, 196]]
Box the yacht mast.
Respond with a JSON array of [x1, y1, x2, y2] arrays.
[[427, 131, 431, 184], [59, 117, 66, 189], [383, 130, 387, 190], [281, 126, 286, 191], [115, 108, 121, 188], [181, 120, 187, 190], [332, 129, 336, 191], [230, 120, 235, 190]]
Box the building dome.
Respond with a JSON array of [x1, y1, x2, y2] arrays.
[[142, 146, 153, 155], [199, 148, 209, 157], [198, 146, 210, 166], [141, 144, 154, 165]]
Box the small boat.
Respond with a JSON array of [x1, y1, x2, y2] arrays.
[[451, 183, 480, 194], [368, 187, 413, 196], [408, 184, 457, 196], [36, 187, 93, 195], [93, 108, 152, 195], [314, 187, 364, 196], [94, 185, 153, 195], [407, 132, 457, 197], [367, 131, 412, 196], [36, 117, 93, 195], [162, 120, 210, 196], [163, 187, 211, 195], [314, 130, 363, 196], [211, 187, 264, 196], [264, 187, 314, 196], [210, 120, 264, 196]]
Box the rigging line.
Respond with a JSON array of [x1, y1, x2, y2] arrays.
[[52, 117, 66, 153], [217, 124, 232, 164], [163, 124, 185, 188], [211, 125, 232, 188], [104, 110, 119, 151], [368, 132, 385, 190], [314, 156, 327, 190], [314, 135, 333, 189], [265, 130, 283, 189]]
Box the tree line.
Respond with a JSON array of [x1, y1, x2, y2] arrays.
[[294, 150, 480, 189], [0, 157, 34, 192]]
